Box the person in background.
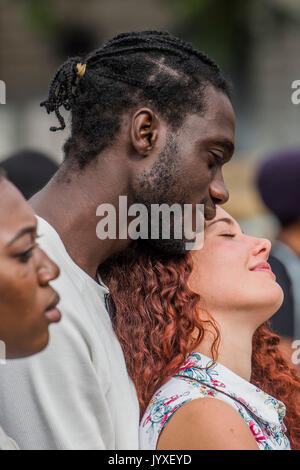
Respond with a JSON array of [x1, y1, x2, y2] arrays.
[[256, 149, 300, 363], [0, 171, 61, 449], [1, 149, 58, 200]]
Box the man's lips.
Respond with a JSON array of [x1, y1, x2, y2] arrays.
[[249, 262, 276, 279]]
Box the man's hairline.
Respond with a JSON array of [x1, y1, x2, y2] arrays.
[[62, 82, 231, 172]]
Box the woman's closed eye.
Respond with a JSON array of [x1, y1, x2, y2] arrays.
[[16, 245, 37, 263], [14, 236, 41, 263], [220, 233, 236, 238]]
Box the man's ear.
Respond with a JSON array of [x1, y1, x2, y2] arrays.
[[130, 108, 159, 156]]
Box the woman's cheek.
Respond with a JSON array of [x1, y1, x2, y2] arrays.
[[14, 259, 36, 280]]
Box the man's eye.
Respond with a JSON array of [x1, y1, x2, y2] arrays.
[[211, 152, 223, 165], [221, 233, 236, 238]]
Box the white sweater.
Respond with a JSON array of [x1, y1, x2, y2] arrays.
[[0, 426, 18, 450], [0, 217, 139, 449]]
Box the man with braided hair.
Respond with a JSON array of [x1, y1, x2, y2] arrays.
[[0, 30, 235, 449]]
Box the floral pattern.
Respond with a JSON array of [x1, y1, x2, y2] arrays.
[[139, 352, 290, 450]]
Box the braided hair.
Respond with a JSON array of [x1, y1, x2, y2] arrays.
[[41, 30, 231, 169]]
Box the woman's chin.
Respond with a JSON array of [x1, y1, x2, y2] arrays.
[[271, 281, 284, 310], [257, 282, 284, 322]]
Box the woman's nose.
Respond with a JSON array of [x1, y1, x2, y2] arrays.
[[252, 237, 272, 258], [36, 247, 60, 285]]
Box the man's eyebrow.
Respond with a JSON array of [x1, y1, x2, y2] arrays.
[[214, 139, 235, 155], [8, 226, 36, 246], [206, 217, 235, 229]]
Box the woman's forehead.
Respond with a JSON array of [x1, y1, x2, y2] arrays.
[[0, 181, 36, 244], [214, 206, 231, 220], [205, 206, 234, 227]]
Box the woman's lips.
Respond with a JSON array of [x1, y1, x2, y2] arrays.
[[44, 293, 61, 323], [250, 262, 276, 280]]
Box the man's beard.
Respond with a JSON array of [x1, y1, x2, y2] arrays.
[[133, 135, 197, 257]]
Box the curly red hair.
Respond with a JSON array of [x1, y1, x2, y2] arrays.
[[101, 242, 300, 449]]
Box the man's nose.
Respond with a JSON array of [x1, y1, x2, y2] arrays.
[[209, 172, 229, 205]]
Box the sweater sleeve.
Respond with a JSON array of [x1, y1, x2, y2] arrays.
[[0, 425, 19, 450]]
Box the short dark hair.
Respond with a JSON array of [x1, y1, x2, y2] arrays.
[[1, 149, 58, 199], [41, 30, 231, 169]]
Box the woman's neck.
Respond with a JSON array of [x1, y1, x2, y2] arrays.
[[193, 321, 254, 382]]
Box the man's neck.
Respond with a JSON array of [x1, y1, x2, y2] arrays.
[[30, 163, 131, 280]]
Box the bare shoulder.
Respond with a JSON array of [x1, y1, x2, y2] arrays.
[[157, 397, 259, 450]]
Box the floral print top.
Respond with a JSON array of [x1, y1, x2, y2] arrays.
[[140, 352, 290, 450]]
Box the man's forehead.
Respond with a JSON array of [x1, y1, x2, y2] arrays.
[[181, 89, 235, 131], [207, 106, 235, 129], [201, 86, 235, 127], [182, 110, 234, 132], [179, 112, 235, 157]]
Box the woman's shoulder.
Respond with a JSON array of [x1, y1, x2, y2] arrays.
[[156, 395, 258, 450], [139, 373, 240, 450]]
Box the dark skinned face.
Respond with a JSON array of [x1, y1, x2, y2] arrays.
[[0, 180, 61, 359], [133, 86, 236, 255]]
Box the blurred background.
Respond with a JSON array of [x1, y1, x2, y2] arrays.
[[0, 0, 300, 234]]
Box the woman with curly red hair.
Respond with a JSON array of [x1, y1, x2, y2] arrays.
[[101, 206, 300, 450]]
